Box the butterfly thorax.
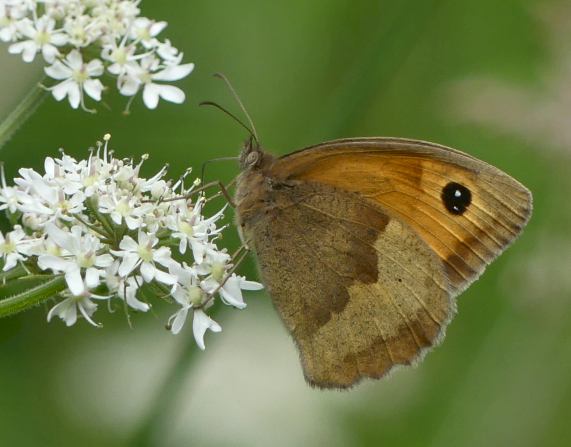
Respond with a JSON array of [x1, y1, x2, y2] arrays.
[[235, 146, 277, 228]]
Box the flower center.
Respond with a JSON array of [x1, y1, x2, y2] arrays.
[[69, 25, 87, 45], [77, 251, 95, 268], [137, 244, 153, 263], [188, 286, 204, 306], [35, 30, 51, 46], [211, 262, 226, 283], [58, 199, 71, 212], [137, 28, 151, 41], [179, 221, 194, 237], [116, 199, 132, 217], [0, 240, 15, 254], [46, 244, 62, 256], [139, 71, 152, 84], [72, 66, 89, 84], [83, 175, 98, 187], [112, 48, 128, 65]]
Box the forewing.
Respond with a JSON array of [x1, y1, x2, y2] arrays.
[[269, 138, 533, 296]]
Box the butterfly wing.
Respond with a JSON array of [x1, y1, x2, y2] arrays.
[[236, 137, 531, 388], [268, 137, 533, 296], [239, 178, 453, 388]]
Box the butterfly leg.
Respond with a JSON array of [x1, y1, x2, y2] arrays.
[[195, 177, 237, 207], [203, 181, 236, 207]]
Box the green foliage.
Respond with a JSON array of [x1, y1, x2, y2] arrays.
[[0, 0, 568, 446]]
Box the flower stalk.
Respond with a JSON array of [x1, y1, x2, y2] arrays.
[[0, 80, 48, 151], [0, 275, 66, 318]]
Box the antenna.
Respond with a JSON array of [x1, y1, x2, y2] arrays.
[[212, 72, 259, 143], [199, 101, 259, 146]]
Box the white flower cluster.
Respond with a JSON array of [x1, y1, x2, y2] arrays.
[[0, 0, 194, 111], [0, 135, 262, 349]]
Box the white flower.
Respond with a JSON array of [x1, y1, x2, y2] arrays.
[[98, 189, 153, 229], [78, 153, 111, 197], [0, 1, 194, 111], [156, 39, 183, 64], [16, 179, 86, 222], [0, 135, 262, 346], [0, 226, 32, 271], [203, 273, 263, 310], [62, 13, 98, 48], [47, 292, 111, 327], [169, 261, 206, 305], [129, 17, 167, 48], [105, 261, 149, 312], [113, 231, 176, 285], [45, 50, 104, 110], [168, 201, 226, 263], [0, 3, 26, 42], [43, 156, 83, 195], [102, 39, 140, 77], [8, 16, 67, 62], [119, 56, 194, 109], [38, 224, 113, 295], [199, 248, 232, 279], [0, 185, 24, 213]]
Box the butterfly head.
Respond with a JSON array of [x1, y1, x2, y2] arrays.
[[239, 136, 266, 170]]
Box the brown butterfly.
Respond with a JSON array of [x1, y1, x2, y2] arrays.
[[204, 77, 532, 389], [232, 136, 532, 389]]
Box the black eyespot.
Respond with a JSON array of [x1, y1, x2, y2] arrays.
[[441, 182, 471, 215]]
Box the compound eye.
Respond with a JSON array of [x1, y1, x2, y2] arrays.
[[246, 151, 260, 166]]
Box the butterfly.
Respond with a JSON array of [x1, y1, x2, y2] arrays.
[[233, 136, 532, 389]]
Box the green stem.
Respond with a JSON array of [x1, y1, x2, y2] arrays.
[[0, 275, 66, 318], [128, 331, 200, 447], [0, 78, 48, 151], [0, 264, 28, 282]]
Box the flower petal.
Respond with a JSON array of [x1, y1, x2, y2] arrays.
[[140, 261, 155, 282], [192, 309, 222, 350], [65, 267, 85, 296], [240, 278, 264, 291], [170, 307, 189, 335], [37, 255, 72, 273], [126, 289, 150, 312], [118, 252, 140, 277], [118, 235, 138, 252], [142, 83, 160, 109], [152, 63, 194, 81], [45, 60, 72, 80], [45, 223, 75, 252], [84, 79, 103, 101], [77, 298, 100, 327], [154, 268, 177, 285], [220, 277, 247, 309], [95, 254, 114, 268], [158, 85, 185, 104], [85, 267, 100, 289]]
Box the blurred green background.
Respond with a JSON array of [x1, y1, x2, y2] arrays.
[[1, 0, 570, 446]]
